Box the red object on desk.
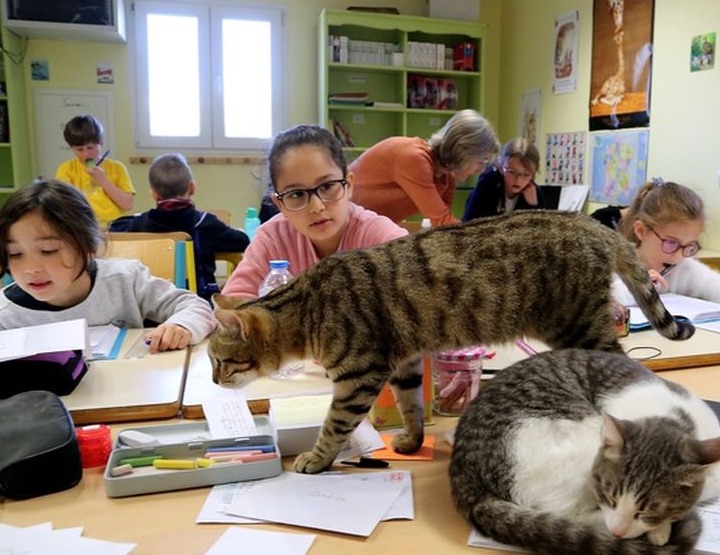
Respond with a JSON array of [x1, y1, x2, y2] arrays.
[[76, 424, 112, 468]]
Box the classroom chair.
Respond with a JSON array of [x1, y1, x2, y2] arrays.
[[103, 232, 197, 292]]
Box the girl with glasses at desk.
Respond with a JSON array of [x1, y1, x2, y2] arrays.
[[461, 137, 545, 221], [611, 180, 720, 305], [221, 125, 408, 298]]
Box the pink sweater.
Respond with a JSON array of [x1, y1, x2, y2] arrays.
[[222, 203, 408, 298], [349, 136, 459, 226]]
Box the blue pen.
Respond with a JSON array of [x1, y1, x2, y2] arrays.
[[96, 149, 110, 166]]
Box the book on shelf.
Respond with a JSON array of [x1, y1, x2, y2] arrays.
[[328, 92, 369, 105], [330, 119, 355, 147], [628, 293, 720, 330]]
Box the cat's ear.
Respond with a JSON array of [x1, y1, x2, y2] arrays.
[[214, 308, 246, 335], [696, 437, 720, 466], [600, 412, 626, 459]]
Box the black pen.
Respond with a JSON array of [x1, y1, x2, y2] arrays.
[[340, 457, 389, 469], [660, 265, 675, 277]]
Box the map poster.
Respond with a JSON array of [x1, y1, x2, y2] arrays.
[[590, 129, 649, 204]]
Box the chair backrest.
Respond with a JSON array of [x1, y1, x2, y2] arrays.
[[103, 232, 197, 292]]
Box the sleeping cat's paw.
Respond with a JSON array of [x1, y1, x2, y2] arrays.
[[391, 431, 424, 454], [293, 451, 333, 474], [646, 521, 671, 546]]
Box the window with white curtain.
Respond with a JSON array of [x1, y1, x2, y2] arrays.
[[133, 1, 285, 150]]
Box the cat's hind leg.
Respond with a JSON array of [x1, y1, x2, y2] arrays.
[[293, 366, 387, 474], [388, 358, 425, 454]]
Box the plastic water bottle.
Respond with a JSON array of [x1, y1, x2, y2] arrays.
[[258, 260, 303, 379], [258, 260, 293, 297], [244, 206, 261, 241]]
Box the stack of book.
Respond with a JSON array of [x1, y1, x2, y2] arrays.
[[328, 92, 369, 106]]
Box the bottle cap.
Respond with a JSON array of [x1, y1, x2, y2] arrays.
[[269, 260, 290, 270], [246, 207, 259, 218], [76, 424, 112, 469]]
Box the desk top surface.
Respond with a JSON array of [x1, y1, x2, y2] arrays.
[[63, 329, 189, 425], [4, 365, 720, 555]]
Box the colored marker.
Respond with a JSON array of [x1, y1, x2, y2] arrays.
[[515, 338, 538, 356], [153, 458, 214, 470], [118, 455, 164, 467]]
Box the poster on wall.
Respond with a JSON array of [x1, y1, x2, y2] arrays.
[[553, 11, 580, 94], [545, 131, 586, 185], [589, 0, 654, 131], [519, 88, 541, 146], [590, 129, 649, 204], [690, 32, 716, 71]]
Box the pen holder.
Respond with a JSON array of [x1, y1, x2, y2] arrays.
[[432, 347, 484, 417]]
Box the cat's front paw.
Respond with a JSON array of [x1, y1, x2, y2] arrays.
[[293, 451, 333, 474], [391, 431, 424, 454], [646, 522, 671, 546]]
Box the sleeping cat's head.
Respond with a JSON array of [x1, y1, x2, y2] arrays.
[[593, 412, 720, 543], [208, 293, 287, 387]]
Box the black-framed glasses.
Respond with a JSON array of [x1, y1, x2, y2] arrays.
[[274, 179, 348, 212], [648, 226, 701, 257], [502, 166, 533, 182]]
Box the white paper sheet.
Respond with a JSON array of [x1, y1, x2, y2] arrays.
[[0, 523, 135, 555], [222, 471, 407, 536], [202, 394, 258, 438], [197, 470, 414, 526], [0, 319, 88, 362], [206, 527, 315, 555]]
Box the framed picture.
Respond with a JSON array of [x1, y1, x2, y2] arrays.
[[589, 0, 654, 130]]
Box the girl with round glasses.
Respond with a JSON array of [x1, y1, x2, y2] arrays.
[[222, 125, 408, 298], [461, 137, 545, 221], [611, 180, 720, 305]]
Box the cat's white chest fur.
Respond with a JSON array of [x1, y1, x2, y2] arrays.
[[510, 380, 720, 515]]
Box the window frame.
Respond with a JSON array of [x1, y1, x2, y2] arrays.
[[133, 0, 286, 151]]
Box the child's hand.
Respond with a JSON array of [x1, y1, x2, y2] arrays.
[[648, 269, 669, 292], [85, 165, 112, 189], [144, 324, 192, 353], [521, 183, 539, 206]]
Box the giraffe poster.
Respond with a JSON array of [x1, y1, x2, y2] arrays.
[[589, 0, 654, 131]]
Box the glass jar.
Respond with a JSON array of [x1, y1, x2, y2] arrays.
[[432, 346, 484, 416]]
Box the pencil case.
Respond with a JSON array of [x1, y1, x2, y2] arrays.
[[0, 350, 88, 398], [104, 418, 282, 498], [0, 390, 82, 499]]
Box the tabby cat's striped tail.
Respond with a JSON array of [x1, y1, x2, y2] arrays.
[[614, 242, 695, 341], [469, 497, 701, 555]]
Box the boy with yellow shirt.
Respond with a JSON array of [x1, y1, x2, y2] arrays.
[[55, 115, 135, 229]]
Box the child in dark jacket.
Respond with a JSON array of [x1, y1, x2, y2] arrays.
[[109, 153, 249, 301]]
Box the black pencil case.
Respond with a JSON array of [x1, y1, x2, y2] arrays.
[[0, 350, 88, 398], [0, 390, 82, 499]]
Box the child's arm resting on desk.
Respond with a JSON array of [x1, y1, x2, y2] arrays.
[[133, 267, 217, 346], [144, 323, 192, 353]]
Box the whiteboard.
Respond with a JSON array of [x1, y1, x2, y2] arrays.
[[33, 89, 114, 180]]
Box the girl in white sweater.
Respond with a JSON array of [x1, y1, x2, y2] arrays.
[[612, 180, 720, 306], [0, 180, 215, 352]]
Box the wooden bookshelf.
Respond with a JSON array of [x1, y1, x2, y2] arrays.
[[319, 8, 485, 156]]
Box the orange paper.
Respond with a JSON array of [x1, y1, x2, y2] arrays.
[[368, 434, 436, 461]]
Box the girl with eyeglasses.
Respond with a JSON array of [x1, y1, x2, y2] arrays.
[[461, 137, 545, 221], [611, 180, 720, 305], [221, 125, 408, 298]]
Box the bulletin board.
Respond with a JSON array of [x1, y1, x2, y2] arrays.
[[33, 89, 114, 180]]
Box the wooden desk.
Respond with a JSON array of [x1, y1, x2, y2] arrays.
[[181, 340, 332, 418], [63, 329, 190, 425], [621, 327, 720, 372], [3, 366, 720, 553], [698, 249, 720, 271]]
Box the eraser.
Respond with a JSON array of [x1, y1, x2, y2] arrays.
[[118, 430, 160, 447], [110, 463, 134, 477]]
